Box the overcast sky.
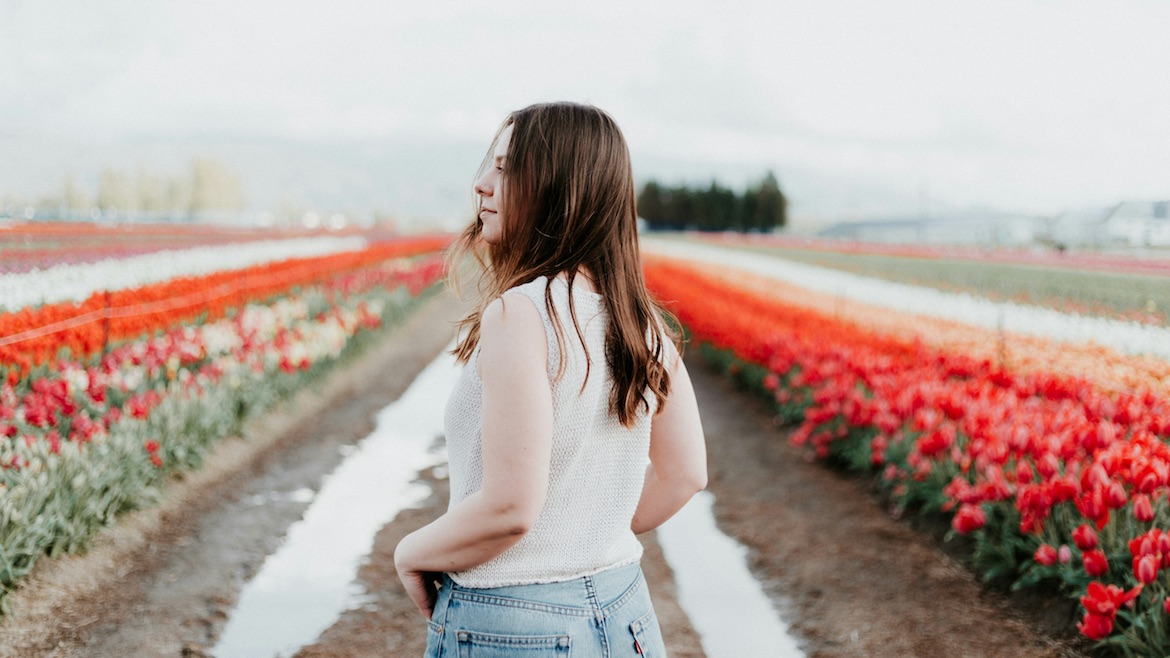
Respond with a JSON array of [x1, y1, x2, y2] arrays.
[[2, 0, 1168, 225]]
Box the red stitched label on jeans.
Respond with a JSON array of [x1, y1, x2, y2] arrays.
[[634, 638, 644, 654]]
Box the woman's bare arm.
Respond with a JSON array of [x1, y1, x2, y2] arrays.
[[394, 293, 553, 612], [631, 353, 707, 534]]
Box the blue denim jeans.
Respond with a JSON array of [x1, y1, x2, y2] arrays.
[[424, 562, 668, 657]]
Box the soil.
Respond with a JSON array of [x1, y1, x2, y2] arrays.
[[0, 289, 1093, 657]]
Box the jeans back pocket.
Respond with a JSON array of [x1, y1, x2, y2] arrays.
[[629, 608, 664, 657], [425, 620, 444, 657], [456, 629, 571, 657]]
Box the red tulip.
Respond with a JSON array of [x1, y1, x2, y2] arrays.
[[1077, 489, 1111, 530], [1134, 494, 1155, 523], [87, 378, 107, 404], [1034, 544, 1059, 567], [1105, 481, 1128, 509], [1078, 612, 1113, 640], [952, 504, 986, 534], [1036, 453, 1060, 479], [1082, 463, 1110, 491], [1073, 524, 1098, 551], [126, 395, 151, 420], [46, 430, 61, 455], [1081, 581, 1142, 618], [22, 396, 53, 427], [1130, 530, 1161, 558], [1083, 550, 1109, 577], [1014, 459, 1034, 484], [1135, 554, 1159, 584]]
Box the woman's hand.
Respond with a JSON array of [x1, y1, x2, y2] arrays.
[[398, 566, 440, 619], [395, 532, 440, 619]]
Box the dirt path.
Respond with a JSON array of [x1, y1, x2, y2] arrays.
[[0, 289, 1096, 657]]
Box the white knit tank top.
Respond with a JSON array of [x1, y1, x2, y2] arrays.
[[443, 275, 658, 587]]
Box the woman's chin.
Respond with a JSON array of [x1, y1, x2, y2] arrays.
[[480, 228, 502, 246]]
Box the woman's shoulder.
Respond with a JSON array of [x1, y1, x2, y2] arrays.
[[498, 275, 603, 324], [498, 277, 552, 320], [480, 288, 543, 333], [478, 287, 549, 375], [505, 276, 551, 300]]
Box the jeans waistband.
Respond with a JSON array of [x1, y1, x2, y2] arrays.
[[443, 561, 644, 617]]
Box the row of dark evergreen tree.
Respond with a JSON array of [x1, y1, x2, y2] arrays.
[[637, 171, 787, 232]]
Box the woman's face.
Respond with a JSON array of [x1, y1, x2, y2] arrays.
[[474, 124, 513, 246]]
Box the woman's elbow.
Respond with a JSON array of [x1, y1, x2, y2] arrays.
[[500, 520, 533, 540], [671, 463, 707, 496], [487, 498, 542, 538], [687, 467, 708, 494], [503, 510, 537, 537]]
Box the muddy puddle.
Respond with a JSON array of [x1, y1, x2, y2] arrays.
[[659, 490, 805, 657], [212, 349, 460, 658]]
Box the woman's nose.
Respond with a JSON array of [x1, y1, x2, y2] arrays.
[[474, 173, 493, 197]]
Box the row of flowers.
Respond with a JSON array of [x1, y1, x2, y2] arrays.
[[695, 234, 1169, 330], [647, 239, 1170, 367], [0, 235, 450, 385], [701, 232, 1170, 278], [0, 250, 446, 611], [644, 254, 1170, 654], [0, 221, 323, 275], [1, 235, 369, 312]]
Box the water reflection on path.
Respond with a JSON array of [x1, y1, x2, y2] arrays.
[[658, 490, 806, 657], [211, 349, 459, 658]]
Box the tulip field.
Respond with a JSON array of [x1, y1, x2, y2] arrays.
[[0, 222, 448, 612], [7, 220, 1170, 655], [644, 238, 1170, 655], [704, 232, 1170, 329]]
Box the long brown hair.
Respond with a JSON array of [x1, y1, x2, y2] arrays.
[[448, 101, 680, 426]]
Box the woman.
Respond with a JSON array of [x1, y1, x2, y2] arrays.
[[394, 101, 706, 657]]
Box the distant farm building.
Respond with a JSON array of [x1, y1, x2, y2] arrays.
[[818, 201, 1170, 248]]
